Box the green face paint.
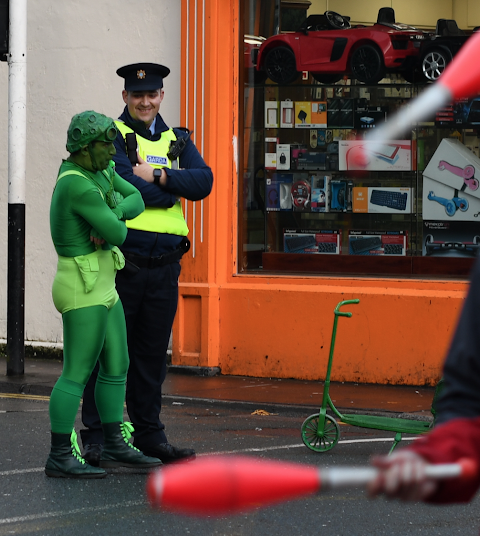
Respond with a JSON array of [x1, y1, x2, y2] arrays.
[[88, 141, 116, 172]]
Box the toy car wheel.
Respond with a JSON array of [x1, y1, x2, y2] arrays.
[[264, 46, 299, 84], [301, 413, 340, 452], [312, 73, 343, 84], [421, 47, 452, 82], [350, 44, 385, 84]]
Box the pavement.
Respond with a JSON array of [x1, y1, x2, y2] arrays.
[[0, 356, 436, 419]]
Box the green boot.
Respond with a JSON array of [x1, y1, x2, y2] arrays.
[[45, 430, 107, 479], [100, 422, 163, 469]]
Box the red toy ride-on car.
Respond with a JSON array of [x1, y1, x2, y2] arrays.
[[254, 8, 427, 85]]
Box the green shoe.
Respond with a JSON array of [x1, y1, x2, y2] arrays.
[[45, 430, 107, 479], [100, 422, 163, 469]]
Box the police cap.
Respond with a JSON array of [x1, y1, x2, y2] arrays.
[[116, 62, 170, 91]]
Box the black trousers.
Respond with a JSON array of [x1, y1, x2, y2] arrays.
[[80, 260, 181, 448]]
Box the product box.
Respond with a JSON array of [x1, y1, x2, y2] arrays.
[[435, 97, 480, 128], [422, 176, 480, 221], [294, 101, 327, 128], [327, 98, 355, 128], [292, 151, 327, 171], [265, 101, 279, 128], [266, 173, 293, 211], [353, 187, 413, 214], [291, 177, 311, 211], [284, 229, 341, 254], [423, 220, 480, 257], [330, 179, 353, 212], [348, 230, 407, 256], [338, 140, 411, 171], [264, 137, 278, 169], [310, 175, 330, 212], [276, 144, 291, 170], [353, 107, 387, 130], [280, 100, 294, 128], [423, 138, 480, 201]]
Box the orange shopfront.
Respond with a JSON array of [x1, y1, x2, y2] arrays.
[[175, 0, 475, 386]]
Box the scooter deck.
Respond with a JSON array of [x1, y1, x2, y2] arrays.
[[339, 413, 432, 434]]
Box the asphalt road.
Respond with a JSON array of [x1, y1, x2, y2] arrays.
[[1, 393, 479, 536]]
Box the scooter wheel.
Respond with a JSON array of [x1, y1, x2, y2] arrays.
[[444, 201, 456, 217], [301, 413, 340, 453]]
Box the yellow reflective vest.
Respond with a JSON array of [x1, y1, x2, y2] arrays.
[[115, 121, 189, 236]]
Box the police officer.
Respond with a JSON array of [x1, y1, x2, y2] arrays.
[[80, 63, 213, 465]]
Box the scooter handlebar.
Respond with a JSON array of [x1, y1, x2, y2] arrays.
[[334, 298, 360, 317]]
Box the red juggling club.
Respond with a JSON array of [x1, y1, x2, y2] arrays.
[[146, 455, 477, 516]]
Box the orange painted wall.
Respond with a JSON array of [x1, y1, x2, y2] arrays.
[[175, 0, 469, 386]]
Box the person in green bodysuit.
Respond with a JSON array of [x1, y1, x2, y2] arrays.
[[46, 111, 162, 478]]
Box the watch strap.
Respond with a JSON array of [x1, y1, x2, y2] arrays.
[[153, 169, 162, 186]]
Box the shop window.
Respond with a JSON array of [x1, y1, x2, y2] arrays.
[[239, 0, 478, 278]]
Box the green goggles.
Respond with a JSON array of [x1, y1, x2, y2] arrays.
[[93, 125, 118, 143]]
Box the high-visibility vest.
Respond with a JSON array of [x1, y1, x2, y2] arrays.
[[115, 121, 189, 236]]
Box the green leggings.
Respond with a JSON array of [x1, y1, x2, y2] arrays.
[[49, 300, 129, 434]]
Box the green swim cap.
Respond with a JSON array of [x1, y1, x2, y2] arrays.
[[66, 110, 118, 153]]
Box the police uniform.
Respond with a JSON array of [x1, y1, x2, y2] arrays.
[[80, 63, 213, 463]]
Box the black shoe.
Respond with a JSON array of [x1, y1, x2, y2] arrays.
[[45, 431, 106, 479], [99, 422, 163, 469], [138, 443, 196, 464], [82, 443, 103, 467]]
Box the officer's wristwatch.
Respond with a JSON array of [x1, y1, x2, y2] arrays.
[[153, 168, 162, 186]]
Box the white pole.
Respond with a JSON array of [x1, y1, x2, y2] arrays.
[[6, 0, 27, 376]]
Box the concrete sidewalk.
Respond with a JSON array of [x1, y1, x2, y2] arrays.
[[0, 356, 436, 419]]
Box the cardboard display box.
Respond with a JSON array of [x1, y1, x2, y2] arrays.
[[423, 138, 480, 201], [265, 137, 278, 169], [422, 176, 480, 221], [294, 101, 327, 128], [422, 138, 480, 221], [348, 230, 407, 256], [265, 101, 279, 128], [353, 187, 413, 214], [338, 140, 411, 171], [310, 175, 330, 213], [423, 220, 480, 257], [284, 229, 341, 254], [280, 100, 294, 128], [266, 173, 293, 211]]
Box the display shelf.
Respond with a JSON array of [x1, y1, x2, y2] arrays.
[[241, 79, 480, 276], [262, 252, 475, 278]]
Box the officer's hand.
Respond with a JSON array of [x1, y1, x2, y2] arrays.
[[132, 153, 155, 183], [90, 228, 105, 246], [367, 450, 438, 501]]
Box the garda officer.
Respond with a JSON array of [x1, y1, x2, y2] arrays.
[[80, 63, 214, 465]]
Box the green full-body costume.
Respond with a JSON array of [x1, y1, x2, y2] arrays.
[[49, 159, 141, 432], [45, 111, 162, 478]]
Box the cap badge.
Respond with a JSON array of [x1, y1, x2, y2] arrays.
[[137, 70, 146, 79]]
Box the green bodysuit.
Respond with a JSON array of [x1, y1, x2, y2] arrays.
[[49, 160, 144, 434]]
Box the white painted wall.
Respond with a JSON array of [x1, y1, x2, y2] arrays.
[[0, 1, 181, 343]]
